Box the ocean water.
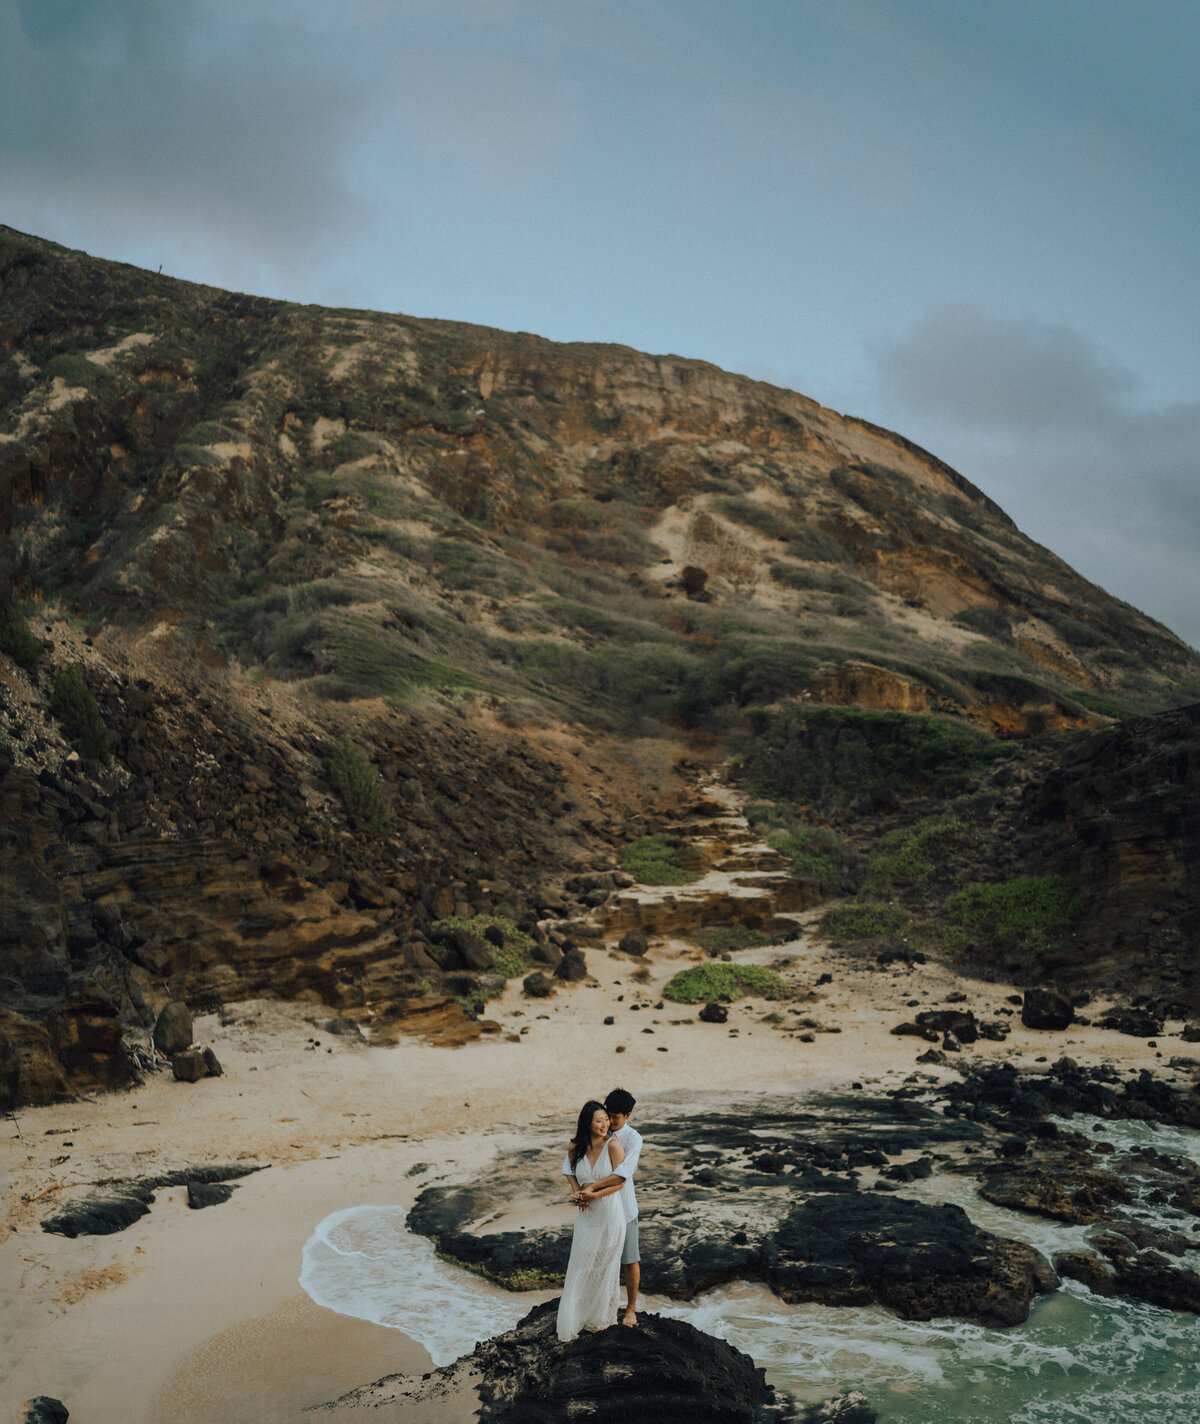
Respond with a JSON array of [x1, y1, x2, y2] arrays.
[[298, 1114, 1200, 1421]]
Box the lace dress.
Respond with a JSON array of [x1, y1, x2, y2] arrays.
[[556, 1140, 625, 1341]]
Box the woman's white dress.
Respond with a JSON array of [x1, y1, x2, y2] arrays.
[[556, 1141, 625, 1341]]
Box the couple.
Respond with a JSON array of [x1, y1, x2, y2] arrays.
[[556, 1087, 642, 1342]]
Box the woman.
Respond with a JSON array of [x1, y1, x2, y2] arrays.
[[556, 1099, 627, 1342]]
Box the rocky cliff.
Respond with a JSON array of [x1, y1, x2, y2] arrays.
[[2, 224, 1198, 1105]]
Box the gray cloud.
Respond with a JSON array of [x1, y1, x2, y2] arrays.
[[873, 303, 1200, 649], [2, 1, 372, 279]]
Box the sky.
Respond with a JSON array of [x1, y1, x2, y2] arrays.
[[2, 0, 1197, 648]]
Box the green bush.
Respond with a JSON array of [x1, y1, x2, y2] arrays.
[[662, 962, 788, 1003], [620, 834, 701, 886], [326, 735, 391, 834], [948, 875, 1081, 954], [433, 914, 534, 978], [866, 815, 965, 893], [769, 832, 838, 885], [50, 664, 109, 761], [739, 706, 1015, 809], [820, 902, 912, 940], [952, 605, 1011, 639], [0, 591, 41, 672]]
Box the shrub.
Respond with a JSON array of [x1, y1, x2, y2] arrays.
[[866, 815, 965, 893], [739, 706, 1015, 809], [620, 834, 701, 886], [662, 963, 788, 1003], [952, 605, 1011, 639], [50, 664, 109, 761], [326, 735, 391, 834], [0, 590, 41, 672], [769, 832, 838, 886], [432, 914, 534, 978], [948, 875, 1081, 955], [820, 903, 912, 940]]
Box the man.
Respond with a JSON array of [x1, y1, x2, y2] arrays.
[[580, 1087, 642, 1326]]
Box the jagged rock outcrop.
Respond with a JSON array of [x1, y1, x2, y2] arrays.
[[318, 1299, 872, 1423]]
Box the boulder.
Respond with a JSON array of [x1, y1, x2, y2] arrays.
[[530, 940, 564, 971], [523, 972, 554, 998], [1100, 1008, 1163, 1038], [349, 870, 389, 908], [555, 948, 588, 981], [916, 1010, 978, 1044], [763, 1194, 1055, 1327], [201, 1046, 223, 1077], [186, 1180, 235, 1209], [153, 1001, 193, 1055], [21, 1398, 69, 1424], [324, 1298, 834, 1421], [1021, 989, 1074, 1031], [618, 930, 649, 957], [322, 1017, 366, 1040], [172, 1049, 209, 1082], [699, 1002, 729, 1024]]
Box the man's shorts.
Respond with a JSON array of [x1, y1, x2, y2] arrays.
[[621, 1217, 640, 1266]]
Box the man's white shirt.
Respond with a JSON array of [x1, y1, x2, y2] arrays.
[[560, 1123, 642, 1223]]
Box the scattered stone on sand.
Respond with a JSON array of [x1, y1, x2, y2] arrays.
[[22, 1399, 69, 1424], [1021, 989, 1074, 1031], [699, 1002, 729, 1023], [172, 1049, 209, 1082], [153, 1001, 193, 1056], [523, 972, 554, 998], [617, 929, 649, 956]]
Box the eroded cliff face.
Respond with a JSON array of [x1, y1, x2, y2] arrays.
[[2, 226, 1198, 1106], [2, 225, 1196, 738], [0, 620, 673, 1108]]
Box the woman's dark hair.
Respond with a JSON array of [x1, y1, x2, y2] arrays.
[[567, 1099, 608, 1168], [605, 1087, 635, 1117]]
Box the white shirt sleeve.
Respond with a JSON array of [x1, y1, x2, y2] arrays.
[[613, 1128, 642, 1181], [561, 1154, 574, 1177]]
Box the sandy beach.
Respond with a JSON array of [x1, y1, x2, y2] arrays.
[[2, 909, 1191, 1423]]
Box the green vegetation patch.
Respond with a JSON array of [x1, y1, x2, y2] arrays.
[[325, 735, 391, 834], [740, 706, 1016, 809], [50, 664, 109, 761], [820, 902, 912, 940], [769, 831, 839, 886], [0, 590, 42, 672], [433, 915, 534, 979], [866, 814, 965, 894], [662, 962, 789, 1004], [948, 875, 1082, 956], [620, 834, 702, 886]]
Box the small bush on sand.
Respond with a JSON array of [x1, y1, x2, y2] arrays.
[[662, 963, 788, 1004]]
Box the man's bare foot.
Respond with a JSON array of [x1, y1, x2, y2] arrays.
[[621, 1309, 638, 1327]]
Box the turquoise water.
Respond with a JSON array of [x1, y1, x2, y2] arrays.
[[298, 1113, 1200, 1421]]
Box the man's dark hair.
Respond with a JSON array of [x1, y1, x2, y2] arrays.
[[605, 1087, 636, 1116]]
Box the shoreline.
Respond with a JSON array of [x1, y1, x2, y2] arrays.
[[3, 923, 1196, 1422]]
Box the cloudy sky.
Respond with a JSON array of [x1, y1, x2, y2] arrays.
[[3, 0, 1197, 647]]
